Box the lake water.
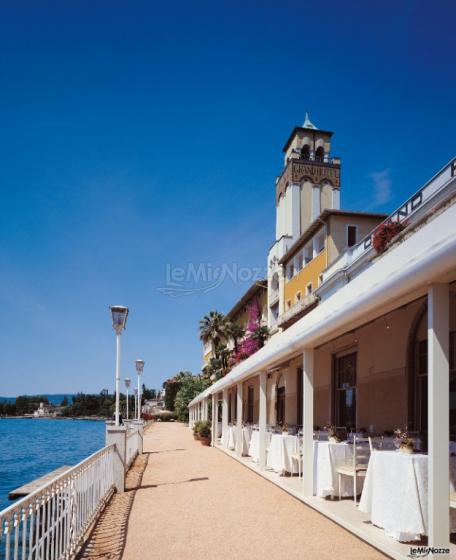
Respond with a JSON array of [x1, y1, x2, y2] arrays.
[[0, 418, 105, 510]]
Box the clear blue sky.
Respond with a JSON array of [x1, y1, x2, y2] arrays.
[[0, 0, 454, 396]]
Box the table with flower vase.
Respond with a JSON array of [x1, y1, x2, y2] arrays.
[[359, 450, 456, 542], [313, 440, 368, 498], [248, 430, 272, 462], [266, 433, 299, 474]]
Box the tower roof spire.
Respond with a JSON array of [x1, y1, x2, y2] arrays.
[[303, 111, 318, 130]]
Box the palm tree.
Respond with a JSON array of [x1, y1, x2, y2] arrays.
[[225, 322, 245, 354], [251, 325, 270, 348], [199, 310, 228, 357]]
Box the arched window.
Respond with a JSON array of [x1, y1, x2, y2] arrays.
[[315, 146, 325, 162], [301, 144, 310, 160]]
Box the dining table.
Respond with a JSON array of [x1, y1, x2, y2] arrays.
[[359, 450, 456, 542], [221, 425, 236, 450], [221, 425, 251, 453], [248, 429, 272, 463], [266, 433, 299, 474], [313, 440, 367, 498]]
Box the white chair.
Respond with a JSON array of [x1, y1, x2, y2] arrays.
[[368, 435, 384, 452], [337, 436, 370, 505]]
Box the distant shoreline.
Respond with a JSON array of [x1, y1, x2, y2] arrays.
[[0, 416, 107, 422]]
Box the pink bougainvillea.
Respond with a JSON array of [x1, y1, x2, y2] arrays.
[[234, 300, 261, 363]]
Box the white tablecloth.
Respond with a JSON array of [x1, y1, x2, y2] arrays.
[[313, 440, 365, 498], [359, 451, 456, 542], [221, 425, 236, 450], [221, 425, 251, 453], [248, 430, 272, 462], [266, 434, 299, 474]]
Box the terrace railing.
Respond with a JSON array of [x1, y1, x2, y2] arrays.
[[0, 444, 115, 560], [126, 426, 141, 468]]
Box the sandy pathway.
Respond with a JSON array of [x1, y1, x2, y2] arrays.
[[122, 422, 385, 560]]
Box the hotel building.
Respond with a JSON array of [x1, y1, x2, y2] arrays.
[[190, 115, 456, 558]]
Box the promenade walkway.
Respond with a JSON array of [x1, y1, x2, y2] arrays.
[[121, 422, 384, 560]]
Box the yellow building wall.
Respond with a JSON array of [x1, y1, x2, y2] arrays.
[[231, 289, 268, 329], [284, 249, 327, 306]]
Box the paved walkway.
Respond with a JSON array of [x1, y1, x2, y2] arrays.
[[121, 422, 385, 560]]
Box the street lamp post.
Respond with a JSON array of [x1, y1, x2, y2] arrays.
[[124, 378, 131, 420], [135, 359, 145, 421], [134, 388, 138, 419], [109, 305, 129, 427]]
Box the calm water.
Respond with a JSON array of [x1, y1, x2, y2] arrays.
[[0, 418, 105, 510]]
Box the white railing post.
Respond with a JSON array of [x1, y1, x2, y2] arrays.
[[428, 283, 450, 550], [259, 372, 267, 470], [236, 382, 243, 457], [105, 425, 126, 492], [302, 349, 314, 497]]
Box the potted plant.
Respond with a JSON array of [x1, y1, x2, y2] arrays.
[[198, 420, 212, 446], [193, 420, 202, 440], [372, 220, 407, 255]]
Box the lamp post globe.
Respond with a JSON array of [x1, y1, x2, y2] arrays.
[[109, 305, 129, 427], [124, 377, 131, 420], [135, 359, 145, 421]]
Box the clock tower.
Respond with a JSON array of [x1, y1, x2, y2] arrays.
[[267, 114, 341, 329]]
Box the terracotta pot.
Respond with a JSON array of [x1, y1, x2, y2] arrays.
[[193, 433, 200, 440], [200, 436, 211, 446]]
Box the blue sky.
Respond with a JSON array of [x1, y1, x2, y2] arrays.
[[0, 0, 454, 396]]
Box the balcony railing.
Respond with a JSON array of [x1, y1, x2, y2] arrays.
[[0, 444, 115, 560], [278, 293, 317, 327], [320, 157, 456, 288]]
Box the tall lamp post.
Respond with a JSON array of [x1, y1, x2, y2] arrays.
[[135, 359, 145, 421], [124, 378, 131, 420], [109, 305, 129, 427]]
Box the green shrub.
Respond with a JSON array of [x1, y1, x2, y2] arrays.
[[197, 420, 211, 438], [193, 420, 203, 434]]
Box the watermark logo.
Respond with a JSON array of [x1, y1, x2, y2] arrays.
[[157, 262, 266, 297], [408, 546, 450, 557]]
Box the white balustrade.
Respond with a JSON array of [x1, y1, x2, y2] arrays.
[[126, 426, 141, 468], [0, 444, 115, 560]]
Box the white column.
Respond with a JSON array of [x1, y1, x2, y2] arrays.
[[331, 188, 340, 210], [259, 372, 267, 469], [302, 349, 314, 497], [211, 394, 217, 447], [311, 185, 320, 221], [236, 382, 244, 457], [428, 284, 450, 549], [222, 389, 229, 446]]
